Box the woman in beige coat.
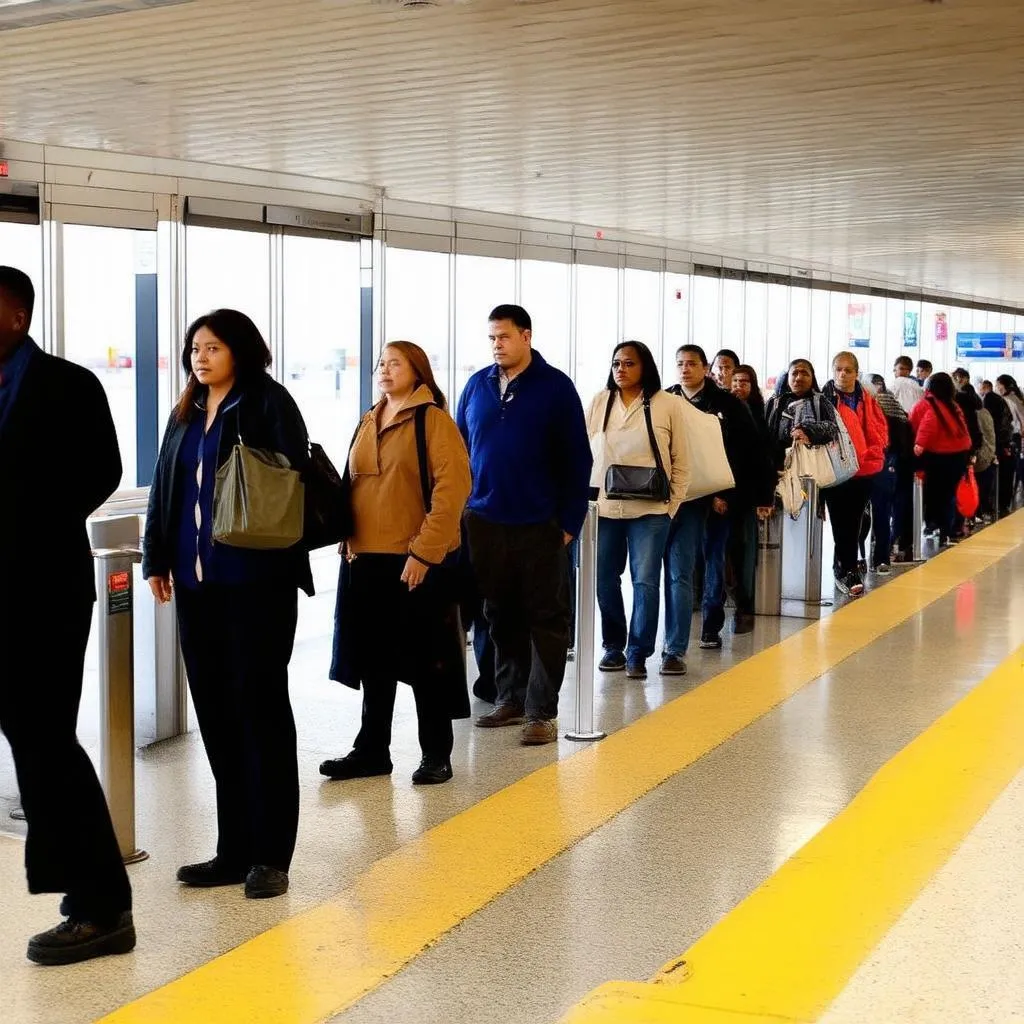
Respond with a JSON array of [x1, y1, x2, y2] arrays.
[[323, 341, 472, 786], [586, 341, 690, 681]]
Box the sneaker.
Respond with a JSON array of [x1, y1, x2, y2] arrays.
[[244, 866, 289, 900], [176, 857, 248, 888], [27, 912, 135, 966], [598, 650, 626, 672], [837, 572, 864, 597], [875, 563, 892, 576], [625, 657, 647, 680], [318, 754, 393, 781], [733, 612, 755, 635], [412, 759, 453, 785], [475, 703, 526, 728], [659, 654, 687, 676], [699, 634, 722, 650], [520, 719, 558, 745]]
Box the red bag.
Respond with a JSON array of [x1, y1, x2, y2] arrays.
[[956, 467, 980, 518]]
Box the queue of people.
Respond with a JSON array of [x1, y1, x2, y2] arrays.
[[4, 250, 1020, 970]]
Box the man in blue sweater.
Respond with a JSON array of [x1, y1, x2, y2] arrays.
[[458, 304, 592, 745]]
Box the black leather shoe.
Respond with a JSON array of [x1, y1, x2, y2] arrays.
[[245, 865, 289, 899], [319, 754, 393, 780], [27, 912, 135, 966], [412, 759, 453, 785], [176, 857, 248, 888]]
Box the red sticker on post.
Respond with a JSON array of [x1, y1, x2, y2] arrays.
[[108, 570, 131, 614], [0, 160, 8, 178]]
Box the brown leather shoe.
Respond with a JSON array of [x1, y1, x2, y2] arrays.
[[520, 719, 558, 745], [475, 703, 526, 728]]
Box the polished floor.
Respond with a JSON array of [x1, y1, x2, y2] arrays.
[[0, 515, 1022, 1024]]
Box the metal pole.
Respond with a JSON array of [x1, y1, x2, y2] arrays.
[[754, 511, 783, 616], [566, 502, 605, 742], [802, 477, 827, 605], [911, 472, 925, 562], [93, 546, 149, 865]]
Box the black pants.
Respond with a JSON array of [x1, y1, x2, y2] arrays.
[[823, 475, 874, 580], [921, 452, 970, 543], [354, 678, 454, 764], [464, 514, 570, 721], [0, 599, 131, 924], [176, 582, 299, 872], [977, 463, 998, 518], [998, 449, 1016, 516]]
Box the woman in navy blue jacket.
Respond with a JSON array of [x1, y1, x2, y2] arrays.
[[143, 309, 311, 900]]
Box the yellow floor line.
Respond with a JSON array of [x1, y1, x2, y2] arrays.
[[98, 515, 1024, 1024], [560, 647, 1024, 1024]]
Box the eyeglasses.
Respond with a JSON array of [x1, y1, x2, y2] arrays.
[[611, 359, 638, 370]]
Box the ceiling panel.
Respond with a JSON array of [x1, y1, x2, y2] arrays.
[[1, 0, 1023, 300]]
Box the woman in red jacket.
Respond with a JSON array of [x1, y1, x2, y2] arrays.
[[822, 351, 889, 596], [909, 372, 972, 546]]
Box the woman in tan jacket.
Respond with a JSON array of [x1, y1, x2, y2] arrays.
[[322, 341, 472, 786]]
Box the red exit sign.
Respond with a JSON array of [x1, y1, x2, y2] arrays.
[[0, 160, 8, 177]]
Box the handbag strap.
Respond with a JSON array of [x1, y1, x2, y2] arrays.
[[602, 390, 616, 432], [414, 403, 433, 512], [643, 397, 669, 496]]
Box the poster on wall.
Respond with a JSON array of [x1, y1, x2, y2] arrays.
[[935, 311, 948, 342], [903, 310, 919, 348], [848, 302, 871, 348]]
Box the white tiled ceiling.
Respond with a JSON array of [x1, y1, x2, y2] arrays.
[[1, 0, 1023, 301]]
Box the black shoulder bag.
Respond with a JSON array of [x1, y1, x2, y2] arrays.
[[304, 424, 360, 550], [601, 392, 671, 502]]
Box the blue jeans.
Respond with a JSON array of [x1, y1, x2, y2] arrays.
[[700, 507, 731, 638], [662, 499, 710, 656], [597, 515, 672, 661]]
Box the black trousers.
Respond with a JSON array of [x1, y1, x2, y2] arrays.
[[0, 598, 131, 924], [823, 475, 874, 580], [464, 514, 570, 721], [921, 452, 970, 543], [998, 449, 1016, 516], [354, 678, 454, 764], [176, 582, 299, 872]]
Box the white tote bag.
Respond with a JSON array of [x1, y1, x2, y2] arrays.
[[792, 442, 837, 488], [675, 395, 735, 501], [776, 447, 807, 518]]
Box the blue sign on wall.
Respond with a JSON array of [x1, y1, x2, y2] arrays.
[[955, 333, 1024, 360]]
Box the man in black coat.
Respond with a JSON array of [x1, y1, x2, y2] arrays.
[[0, 266, 135, 965]]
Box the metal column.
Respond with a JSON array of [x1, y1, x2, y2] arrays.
[[781, 477, 830, 615], [754, 512, 783, 616], [911, 473, 926, 562], [566, 503, 605, 742], [90, 516, 148, 865]]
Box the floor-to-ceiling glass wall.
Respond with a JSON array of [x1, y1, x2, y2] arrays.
[[454, 252, 515, 406], [520, 256, 571, 374], [574, 260, 620, 405], [185, 225, 271, 337], [662, 272, 690, 385]]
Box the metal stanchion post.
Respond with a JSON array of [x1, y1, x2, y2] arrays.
[[911, 472, 926, 562], [91, 517, 148, 865], [754, 512, 783, 616], [566, 502, 605, 742], [802, 477, 823, 605]]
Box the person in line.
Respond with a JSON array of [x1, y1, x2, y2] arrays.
[[952, 368, 984, 454], [0, 266, 135, 966], [862, 375, 912, 573], [665, 345, 765, 652], [587, 342, 689, 680], [731, 364, 767, 424], [822, 352, 887, 595], [995, 374, 1024, 499], [322, 342, 472, 785], [144, 309, 312, 900], [909, 372, 972, 547], [960, 383, 996, 524], [915, 359, 933, 385], [458, 304, 592, 746], [765, 359, 839, 467], [710, 348, 740, 390], [891, 356, 923, 415], [980, 380, 993, 396], [981, 381, 1014, 516]]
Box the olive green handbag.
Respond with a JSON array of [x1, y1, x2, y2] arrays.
[[213, 441, 305, 550]]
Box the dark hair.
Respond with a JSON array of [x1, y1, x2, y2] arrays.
[[832, 350, 860, 372], [733, 363, 765, 418], [175, 309, 272, 422], [997, 374, 1024, 401], [870, 373, 888, 393], [952, 367, 969, 379], [925, 371, 958, 409], [982, 379, 993, 389], [381, 340, 448, 411], [677, 344, 708, 367], [488, 304, 532, 332], [958, 382, 982, 411], [777, 358, 821, 396], [917, 359, 933, 373], [606, 341, 662, 398], [894, 356, 914, 372], [0, 265, 35, 325], [714, 348, 740, 367]]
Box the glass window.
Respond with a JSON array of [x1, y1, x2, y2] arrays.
[[63, 224, 158, 490], [744, 281, 768, 381], [900, 299, 921, 378], [662, 273, 690, 385], [385, 247, 451, 402], [0, 221, 42, 334], [622, 267, 662, 364], [454, 254, 515, 405], [788, 285, 810, 371], [281, 233, 362, 470], [765, 284, 790, 384], [575, 263, 619, 404], [807, 289, 831, 390], [691, 273, 721, 354], [885, 298, 906, 376], [720, 277, 745, 365], [186, 226, 271, 338], [520, 259, 570, 373]]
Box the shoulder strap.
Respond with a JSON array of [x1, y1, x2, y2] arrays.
[[602, 390, 616, 432], [414, 404, 432, 513], [643, 396, 669, 491]]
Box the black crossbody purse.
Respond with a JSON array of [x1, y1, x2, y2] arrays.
[[601, 392, 671, 502]]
